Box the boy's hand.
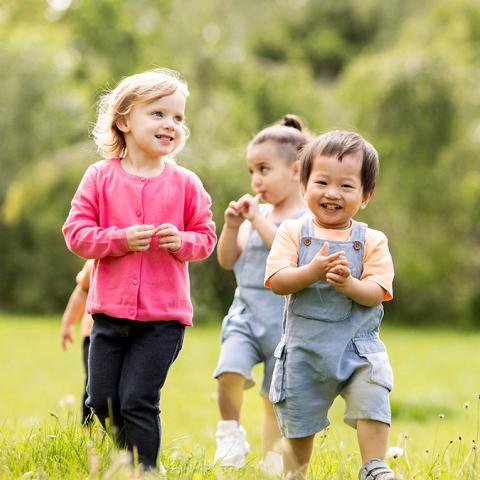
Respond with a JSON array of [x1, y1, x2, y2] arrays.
[[238, 193, 261, 221], [224, 200, 245, 228], [61, 323, 74, 351], [326, 264, 352, 292], [308, 242, 349, 281], [126, 224, 157, 251], [156, 223, 182, 252]]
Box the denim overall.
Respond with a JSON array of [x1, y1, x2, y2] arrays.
[[270, 217, 393, 437], [214, 206, 305, 396]]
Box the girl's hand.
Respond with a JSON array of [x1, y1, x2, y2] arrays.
[[307, 242, 349, 282], [61, 323, 74, 351], [156, 223, 182, 251], [326, 264, 352, 292], [224, 200, 245, 228], [126, 224, 157, 251], [238, 193, 261, 221]]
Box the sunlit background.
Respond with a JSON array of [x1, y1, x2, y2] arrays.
[[1, 0, 479, 325]]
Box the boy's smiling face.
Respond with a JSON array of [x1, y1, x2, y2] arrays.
[[305, 152, 372, 230]]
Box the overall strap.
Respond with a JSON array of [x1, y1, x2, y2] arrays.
[[300, 213, 315, 238], [350, 220, 367, 242]]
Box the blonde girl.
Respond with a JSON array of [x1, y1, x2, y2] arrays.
[[63, 68, 216, 472]]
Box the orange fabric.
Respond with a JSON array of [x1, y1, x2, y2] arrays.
[[265, 219, 394, 301], [76, 260, 94, 337]]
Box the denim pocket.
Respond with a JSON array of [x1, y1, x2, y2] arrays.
[[353, 337, 394, 391], [292, 284, 352, 322], [269, 337, 287, 403]]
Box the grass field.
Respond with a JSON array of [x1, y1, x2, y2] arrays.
[[0, 314, 479, 479]]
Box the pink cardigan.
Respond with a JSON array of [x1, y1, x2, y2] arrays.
[[63, 158, 216, 325]]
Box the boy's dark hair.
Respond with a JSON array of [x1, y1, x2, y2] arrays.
[[299, 130, 379, 195], [248, 114, 312, 165]]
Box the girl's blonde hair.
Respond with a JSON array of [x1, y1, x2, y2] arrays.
[[92, 68, 190, 159]]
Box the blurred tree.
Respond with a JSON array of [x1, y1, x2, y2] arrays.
[[1, 0, 479, 326]]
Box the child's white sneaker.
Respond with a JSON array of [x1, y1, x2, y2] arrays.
[[259, 450, 283, 477], [214, 420, 250, 468]]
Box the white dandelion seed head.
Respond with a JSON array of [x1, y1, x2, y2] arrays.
[[58, 394, 76, 409], [386, 446, 404, 458]]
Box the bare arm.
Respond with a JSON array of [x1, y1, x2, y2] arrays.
[[327, 265, 385, 306], [269, 265, 320, 295], [217, 199, 245, 270], [60, 284, 88, 351], [217, 223, 243, 270]]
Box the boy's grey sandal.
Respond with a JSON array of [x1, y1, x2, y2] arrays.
[[359, 458, 395, 480]]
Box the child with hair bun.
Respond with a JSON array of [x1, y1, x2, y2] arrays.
[[213, 114, 310, 473]]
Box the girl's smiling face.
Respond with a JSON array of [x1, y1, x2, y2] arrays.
[[305, 153, 372, 229], [120, 89, 186, 161], [246, 141, 299, 206]]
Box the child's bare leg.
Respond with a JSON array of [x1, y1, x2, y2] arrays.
[[217, 372, 245, 421], [357, 419, 389, 462], [261, 396, 282, 454], [283, 434, 315, 479]]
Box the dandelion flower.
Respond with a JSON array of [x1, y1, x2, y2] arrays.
[[386, 446, 404, 458], [58, 394, 76, 408]]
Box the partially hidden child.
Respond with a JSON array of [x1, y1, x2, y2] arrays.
[[213, 115, 310, 473], [60, 259, 94, 426]]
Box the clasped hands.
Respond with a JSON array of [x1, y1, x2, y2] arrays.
[[308, 241, 352, 292], [126, 223, 181, 252]]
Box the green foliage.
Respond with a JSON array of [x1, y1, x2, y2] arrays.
[[0, 0, 479, 325]]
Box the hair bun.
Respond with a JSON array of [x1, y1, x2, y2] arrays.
[[280, 114, 304, 132]]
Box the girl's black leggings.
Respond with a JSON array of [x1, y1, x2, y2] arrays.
[[87, 313, 185, 468]]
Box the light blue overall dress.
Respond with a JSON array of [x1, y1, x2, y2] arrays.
[[270, 217, 393, 438], [214, 206, 304, 396]]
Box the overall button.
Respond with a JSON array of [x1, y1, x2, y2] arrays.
[[132, 279, 138, 285], [303, 238, 312, 246], [136, 210, 142, 217], [353, 241, 362, 251]]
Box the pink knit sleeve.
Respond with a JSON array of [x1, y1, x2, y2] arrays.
[[171, 176, 217, 262], [62, 166, 129, 259]]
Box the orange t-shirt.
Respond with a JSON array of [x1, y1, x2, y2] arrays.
[[76, 260, 94, 337], [265, 219, 394, 301]]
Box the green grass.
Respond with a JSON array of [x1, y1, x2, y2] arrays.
[[0, 314, 479, 479]]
